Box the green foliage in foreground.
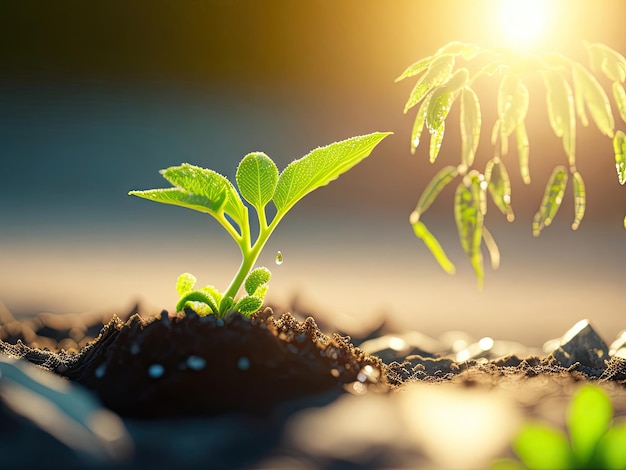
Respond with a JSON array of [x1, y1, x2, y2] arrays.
[[398, 41, 626, 287], [130, 132, 391, 317], [493, 384, 626, 469]]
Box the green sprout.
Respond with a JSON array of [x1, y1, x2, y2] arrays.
[[398, 41, 626, 286], [129, 132, 391, 317], [493, 384, 626, 469]]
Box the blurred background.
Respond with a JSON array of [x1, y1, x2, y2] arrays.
[[1, 0, 625, 345]]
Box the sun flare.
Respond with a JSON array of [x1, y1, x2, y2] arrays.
[[498, 0, 549, 48]]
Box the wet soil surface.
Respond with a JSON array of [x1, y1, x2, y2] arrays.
[[1, 305, 626, 468]]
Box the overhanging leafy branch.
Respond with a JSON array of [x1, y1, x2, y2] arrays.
[[399, 41, 626, 286]]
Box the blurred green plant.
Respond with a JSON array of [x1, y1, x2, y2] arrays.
[[398, 41, 626, 287], [493, 384, 626, 469], [129, 132, 391, 318]]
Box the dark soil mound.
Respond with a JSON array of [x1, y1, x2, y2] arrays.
[[0, 308, 384, 418]]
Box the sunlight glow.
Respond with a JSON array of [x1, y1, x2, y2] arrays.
[[499, 0, 549, 48]]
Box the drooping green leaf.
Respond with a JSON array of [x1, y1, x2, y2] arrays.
[[614, 130, 626, 185], [568, 385, 613, 466], [176, 272, 197, 296], [429, 121, 445, 163], [236, 152, 278, 211], [426, 87, 456, 134], [572, 62, 590, 127], [572, 63, 615, 138], [532, 166, 568, 236], [454, 174, 485, 287], [159, 163, 246, 225], [498, 74, 529, 138], [515, 121, 531, 184], [482, 225, 500, 270], [513, 423, 573, 469], [412, 165, 459, 219], [403, 54, 455, 113], [176, 290, 219, 315], [234, 296, 263, 316], [411, 220, 455, 275], [612, 81, 626, 124], [585, 41, 626, 83], [572, 171, 586, 230], [273, 132, 392, 214], [395, 55, 433, 82], [541, 70, 576, 166], [460, 86, 481, 168], [244, 267, 271, 296], [485, 158, 514, 222], [443, 67, 470, 93], [426, 69, 468, 134], [410, 91, 434, 153]]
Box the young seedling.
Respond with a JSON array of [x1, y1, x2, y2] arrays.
[[129, 132, 391, 318], [493, 384, 626, 469], [398, 41, 626, 286]]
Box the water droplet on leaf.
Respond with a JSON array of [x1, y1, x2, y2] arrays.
[[275, 251, 283, 265]]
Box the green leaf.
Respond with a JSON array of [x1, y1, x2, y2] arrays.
[[485, 158, 514, 222], [273, 132, 392, 214], [613, 130, 626, 184], [585, 41, 626, 83], [573, 63, 615, 138], [235, 152, 278, 211], [513, 423, 573, 469], [244, 267, 271, 296], [411, 220, 455, 275], [482, 225, 500, 270], [403, 54, 455, 113], [396, 55, 433, 82], [454, 174, 485, 287], [532, 166, 568, 236], [201, 286, 223, 306], [236, 152, 278, 211], [410, 91, 434, 153], [426, 87, 455, 134], [596, 421, 626, 469], [129, 187, 228, 218], [424, 71, 467, 157], [219, 296, 234, 314], [160, 163, 246, 225], [571, 171, 586, 230], [176, 290, 218, 315], [541, 70, 576, 166], [429, 122, 445, 163], [234, 296, 263, 316], [460, 86, 481, 168], [614, 130, 626, 184], [612, 81, 626, 124], [498, 74, 529, 138], [411, 165, 459, 220], [176, 272, 197, 296], [573, 63, 590, 127], [515, 121, 531, 184], [568, 385, 613, 466]]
